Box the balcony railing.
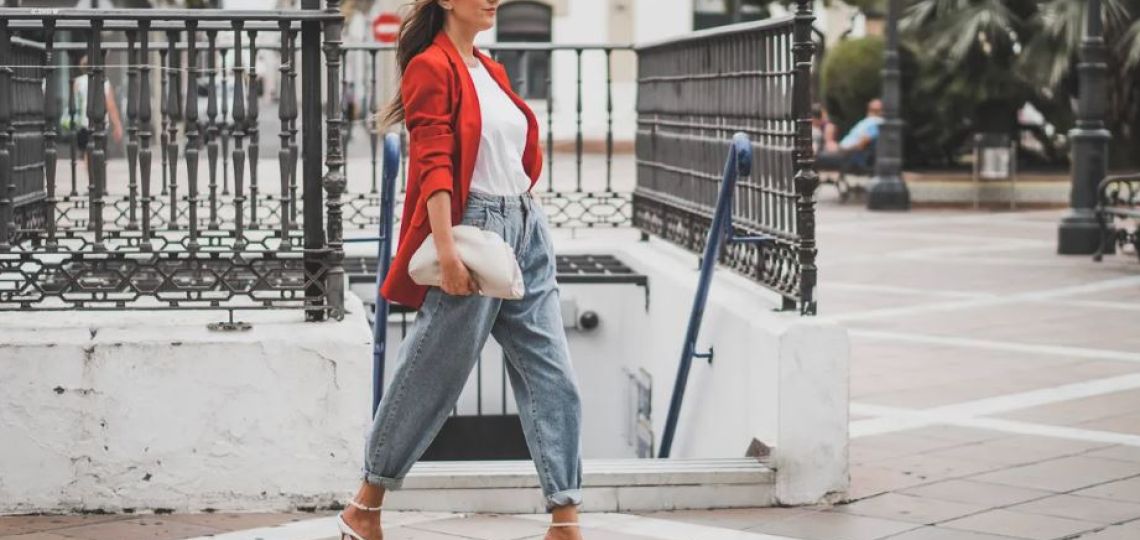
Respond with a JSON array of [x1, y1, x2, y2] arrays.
[[633, 2, 819, 315], [0, 4, 347, 317], [35, 40, 637, 233], [0, 3, 818, 316]]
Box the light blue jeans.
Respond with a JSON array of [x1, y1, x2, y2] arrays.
[[362, 189, 584, 512]]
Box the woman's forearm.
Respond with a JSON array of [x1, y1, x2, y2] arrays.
[[425, 190, 459, 259]]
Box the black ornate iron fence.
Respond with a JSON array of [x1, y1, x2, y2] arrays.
[[0, 4, 347, 317], [2, 37, 46, 246], [633, 3, 819, 315], [38, 40, 637, 235], [342, 42, 638, 230]]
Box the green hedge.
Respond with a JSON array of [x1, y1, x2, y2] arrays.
[[821, 36, 884, 136], [821, 36, 967, 167]]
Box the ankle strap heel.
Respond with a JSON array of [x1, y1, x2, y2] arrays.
[[347, 498, 382, 512]]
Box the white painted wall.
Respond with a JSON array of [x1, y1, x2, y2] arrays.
[[0, 295, 374, 513], [553, 232, 850, 505]]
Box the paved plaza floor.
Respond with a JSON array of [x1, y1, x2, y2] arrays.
[[5, 192, 1140, 539]]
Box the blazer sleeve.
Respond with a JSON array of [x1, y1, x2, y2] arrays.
[[402, 54, 456, 229]]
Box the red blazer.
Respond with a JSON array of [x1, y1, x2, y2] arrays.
[[379, 30, 544, 310]]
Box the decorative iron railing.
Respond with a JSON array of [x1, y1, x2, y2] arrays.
[[0, 5, 347, 317], [633, 2, 819, 315], [37, 40, 637, 235]]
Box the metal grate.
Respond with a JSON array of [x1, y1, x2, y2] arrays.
[[347, 253, 645, 285]]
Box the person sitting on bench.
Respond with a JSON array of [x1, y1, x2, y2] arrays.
[[816, 98, 883, 171], [812, 104, 840, 154]]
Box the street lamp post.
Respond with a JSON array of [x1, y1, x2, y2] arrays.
[[1058, 0, 1111, 254], [867, 0, 909, 210]]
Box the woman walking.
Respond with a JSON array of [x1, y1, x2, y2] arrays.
[[337, 1, 584, 539]]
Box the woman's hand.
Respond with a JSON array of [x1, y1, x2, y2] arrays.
[[439, 251, 479, 296], [425, 190, 479, 296]]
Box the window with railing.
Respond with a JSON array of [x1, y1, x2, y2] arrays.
[[495, 0, 551, 100]]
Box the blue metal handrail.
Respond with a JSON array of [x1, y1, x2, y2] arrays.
[[371, 133, 402, 415], [658, 133, 772, 458]]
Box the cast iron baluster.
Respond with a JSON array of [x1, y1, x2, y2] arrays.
[[0, 20, 12, 250], [575, 48, 583, 192], [367, 49, 377, 194], [302, 0, 325, 320], [84, 46, 96, 228], [166, 30, 181, 229], [605, 47, 613, 193], [206, 30, 220, 230], [43, 20, 59, 250], [545, 49, 553, 191], [793, 0, 818, 315], [247, 29, 259, 229], [221, 46, 230, 195], [288, 33, 300, 226], [139, 21, 154, 251], [126, 30, 139, 231], [761, 31, 771, 231], [323, 0, 346, 319], [67, 49, 78, 197], [100, 50, 111, 198], [159, 47, 169, 197], [340, 48, 348, 181], [185, 21, 201, 250], [231, 23, 247, 251], [89, 20, 107, 251], [277, 21, 296, 250]]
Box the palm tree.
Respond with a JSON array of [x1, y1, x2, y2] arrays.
[[902, 0, 1140, 166]]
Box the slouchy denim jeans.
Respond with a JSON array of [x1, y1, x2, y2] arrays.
[[362, 190, 584, 512]]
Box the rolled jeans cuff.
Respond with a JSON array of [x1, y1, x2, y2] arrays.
[[545, 488, 583, 512], [362, 467, 405, 491]]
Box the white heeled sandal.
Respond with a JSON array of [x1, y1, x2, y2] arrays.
[[335, 498, 382, 540]]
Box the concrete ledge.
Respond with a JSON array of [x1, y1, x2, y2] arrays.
[[832, 172, 1070, 208], [385, 458, 775, 513], [0, 295, 374, 514]]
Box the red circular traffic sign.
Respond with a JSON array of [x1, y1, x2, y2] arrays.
[[373, 12, 401, 43]]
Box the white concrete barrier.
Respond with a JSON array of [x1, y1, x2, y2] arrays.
[[0, 294, 374, 513], [574, 233, 849, 506], [2, 229, 849, 513]]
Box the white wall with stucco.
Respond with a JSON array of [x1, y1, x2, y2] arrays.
[[0, 295, 374, 513]]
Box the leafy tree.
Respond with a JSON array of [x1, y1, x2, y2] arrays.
[[901, 0, 1140, 167], [822, 35, 968, 166]]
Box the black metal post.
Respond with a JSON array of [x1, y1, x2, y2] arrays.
[[0, 19, 11, 251], [866, 0, 909, 210], [302, 0, 326, 321], [44, 20, 59, 250], [322, 0, 346, 320], [793, 0, 819, 315], [1059, 0, 1110, 254], [126, 30, 139, 231]]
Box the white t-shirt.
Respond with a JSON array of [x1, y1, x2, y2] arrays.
[[72, 74, 112, 129], [465, 59, 532, 196]]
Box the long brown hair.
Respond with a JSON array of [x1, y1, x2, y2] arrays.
[[376, 0, 447, 129]]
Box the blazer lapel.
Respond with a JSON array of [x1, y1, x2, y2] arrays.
[[431, 31, 481, 206]]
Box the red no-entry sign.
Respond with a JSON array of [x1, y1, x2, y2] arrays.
[[372, 12, 401, 43]]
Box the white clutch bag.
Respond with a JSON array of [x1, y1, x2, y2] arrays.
[[408, 225, 525, 299]]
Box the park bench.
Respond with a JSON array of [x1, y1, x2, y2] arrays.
[[817, 139, 876, 202], [1093, 173, 1140, 262]]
